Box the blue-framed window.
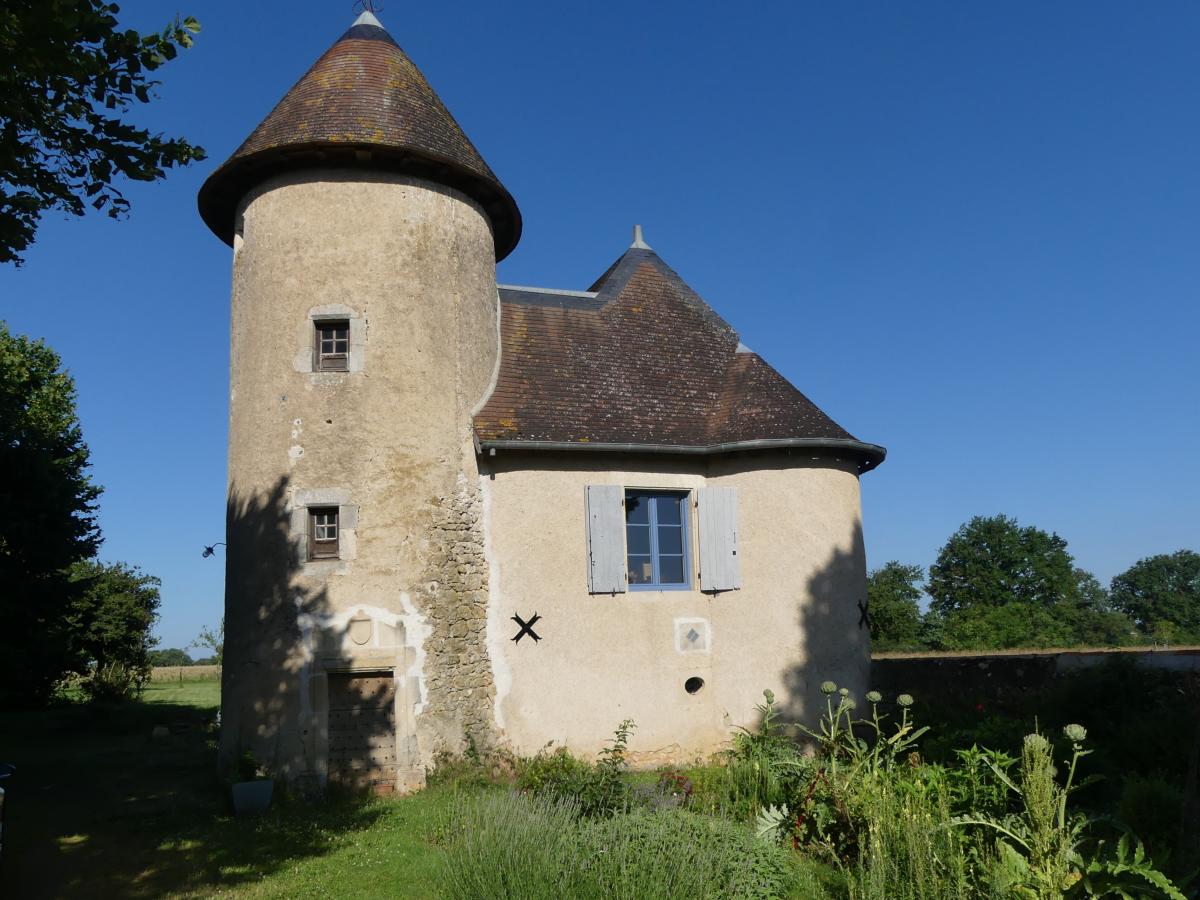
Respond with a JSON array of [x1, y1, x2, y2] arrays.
[[625, 490, 691, 590]]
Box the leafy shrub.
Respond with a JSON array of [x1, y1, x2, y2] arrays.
[[516, 720, 634, 817], [516, 746, 592, 799], [946, 743, 1018, 818], [704, 689, 831, 826], [427, 740, 516, 789], [80, 661, 147, 701], [585, 718, 635, 816]]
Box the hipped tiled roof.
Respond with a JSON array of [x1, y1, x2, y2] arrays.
[[198, 13, 520, 259], [475, 248, 885, 472]]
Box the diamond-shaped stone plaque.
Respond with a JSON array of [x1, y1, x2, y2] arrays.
[[674, 619, 710, 654]]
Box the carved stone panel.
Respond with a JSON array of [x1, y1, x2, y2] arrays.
[[347, 613, 373, 646]]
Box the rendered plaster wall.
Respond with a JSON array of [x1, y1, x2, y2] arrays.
[[221, 169, 499, 782], [482, 452, 871, 764]]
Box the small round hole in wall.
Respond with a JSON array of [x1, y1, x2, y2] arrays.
[[685, 676, 705, 695]]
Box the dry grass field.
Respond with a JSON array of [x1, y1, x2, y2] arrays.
[[150, 665, 222, 682]]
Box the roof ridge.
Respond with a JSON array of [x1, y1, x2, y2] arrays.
[[589, 247, 739, 346], [498, 284, 599, 299]]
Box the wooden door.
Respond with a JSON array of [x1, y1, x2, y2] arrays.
[[327, 672, 396, 793]]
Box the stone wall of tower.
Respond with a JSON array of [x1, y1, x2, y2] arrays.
[[220, 169, 500, 785]]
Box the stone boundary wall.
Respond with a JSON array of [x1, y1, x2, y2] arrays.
[[871, 648, 1200, 710]]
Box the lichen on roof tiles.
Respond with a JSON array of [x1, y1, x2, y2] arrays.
[[476, 247, 884, 471], [198, 13, 521, 259]]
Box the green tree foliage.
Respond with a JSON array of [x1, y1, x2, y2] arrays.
[[67, 559, 160, 679], [927, 515, 1131, 650], [0, 2, 205, 264], [191, 617, 223, 666], [1110, 550, 1200, 643], [148, 647, 193, 667], [1072, 569, 1137, 647], [867, 561, 926, 651], [0, 321, 101, 706], [929, 515, 1079, 617]]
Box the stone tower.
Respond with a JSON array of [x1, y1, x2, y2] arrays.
[[198, 12, 519, 790]]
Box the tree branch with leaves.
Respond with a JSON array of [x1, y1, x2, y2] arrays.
[[0, 1, 205, 264]]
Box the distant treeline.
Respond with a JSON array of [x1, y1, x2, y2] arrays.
[[148, 648, 219, 667], [869, 514, 1199, 652]]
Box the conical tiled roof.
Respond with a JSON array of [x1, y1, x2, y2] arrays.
[[198, 13, 521, 259]]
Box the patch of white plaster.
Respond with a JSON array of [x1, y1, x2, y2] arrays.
[[480, 477, 512, 731], [289, 445, 305, 462], [295, 602, 420, 714], [469, 288, 504, 417], [397, 591, 432, 715]]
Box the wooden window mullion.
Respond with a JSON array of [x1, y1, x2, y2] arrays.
[[648, 496, 661, 585]]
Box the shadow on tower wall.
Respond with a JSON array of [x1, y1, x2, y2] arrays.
[[779, 518, 871, 729], [222, 475, 332, 776]]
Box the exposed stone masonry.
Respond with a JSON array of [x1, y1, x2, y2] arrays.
[[415, 475, 496, 754]]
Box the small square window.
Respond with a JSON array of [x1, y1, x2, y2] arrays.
[[308, 507, 340, 560], [314, 320, 350, 371], [625, 490, 690, 589]]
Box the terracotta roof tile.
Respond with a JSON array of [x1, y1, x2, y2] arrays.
[[198, 14, 520, 259]]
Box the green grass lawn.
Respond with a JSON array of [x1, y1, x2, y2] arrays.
[[0, 681, 460, 899]]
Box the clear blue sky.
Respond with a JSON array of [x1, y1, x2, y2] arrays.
[[2, 1, 1197, 649]]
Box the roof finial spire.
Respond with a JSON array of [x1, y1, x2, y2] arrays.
[[352, 0, 384, 27], [631, 224, 652, 250]]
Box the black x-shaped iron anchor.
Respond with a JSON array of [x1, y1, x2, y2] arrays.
[[857, 598, 872, 632], [511, 612, 542, 644]]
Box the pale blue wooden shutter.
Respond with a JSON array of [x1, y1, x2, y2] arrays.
[[698, 488, 741, 591], [586, 485, 627, 593]]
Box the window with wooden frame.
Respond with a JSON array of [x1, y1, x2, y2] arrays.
[[308, 507, 340, 560], [625, 490, 691, 590], [314, 320, 350, 371], [585, 485, 740, 594]]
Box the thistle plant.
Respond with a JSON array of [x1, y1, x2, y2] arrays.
[[856, 690, 929, 778], [952, 726, 1185, 899], [801, 680, 857, 775], [799, 682, 928, 779]]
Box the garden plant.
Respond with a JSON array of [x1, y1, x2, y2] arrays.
[[434, 681, 1190, 899]]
